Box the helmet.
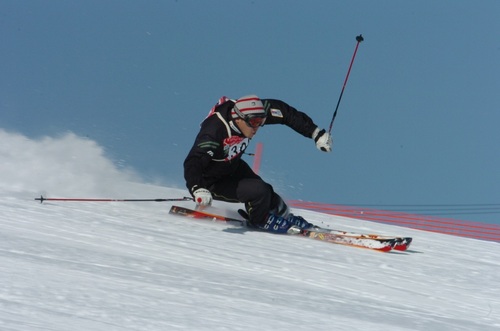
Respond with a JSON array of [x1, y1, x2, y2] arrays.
[[232, 95, 269, 128]]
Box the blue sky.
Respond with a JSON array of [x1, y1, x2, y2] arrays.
[[2, 0, 499, 224]]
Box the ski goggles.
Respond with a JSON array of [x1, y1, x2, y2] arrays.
[[243, 115, 267, 128], [234, 100, 270, 128]]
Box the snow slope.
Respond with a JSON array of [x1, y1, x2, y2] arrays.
[[1, 130, 499, 330]]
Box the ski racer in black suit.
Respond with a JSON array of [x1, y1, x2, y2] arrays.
[[184, 95, 332, 233]]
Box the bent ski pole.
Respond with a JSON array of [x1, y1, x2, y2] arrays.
[[328, 34, 364, 133], [35, 196, 193, 203]]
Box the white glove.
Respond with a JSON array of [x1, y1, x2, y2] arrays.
[[312, 128, 333, 152], [193, 187, 212, 206]]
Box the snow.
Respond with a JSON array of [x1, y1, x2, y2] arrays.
[[1, 129, 499, 330]]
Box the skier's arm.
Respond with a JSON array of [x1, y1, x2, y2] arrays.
[[263, 99, 332, 152], [263, 99, 318, 137], [183, 136, 214, 195], [183, 117, 221, 196]]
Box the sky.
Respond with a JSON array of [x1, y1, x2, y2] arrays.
[[1, 0, 499, 224], [0, 131, 499, 330]]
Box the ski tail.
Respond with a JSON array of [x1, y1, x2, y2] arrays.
[[169, 205, 246, 226]]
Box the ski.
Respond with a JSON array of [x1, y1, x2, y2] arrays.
[[305, 227, 412, 251], [169, 205, 245, 226], [169, 206, 408, 252], [237, 209, 411, 251], [288, 227, 396, 252]]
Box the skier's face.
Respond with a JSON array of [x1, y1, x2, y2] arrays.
[[235, 118, 259, 138]]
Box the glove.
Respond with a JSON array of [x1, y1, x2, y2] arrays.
[[192, 187, 212, 206], [312, 128, 333, 152]]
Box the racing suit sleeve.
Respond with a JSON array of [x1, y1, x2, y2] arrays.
[[262, 99, 319, 138], [183, 117, 221, 195]]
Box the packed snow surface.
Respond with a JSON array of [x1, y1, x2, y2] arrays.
[[1, 130, 499, 330]]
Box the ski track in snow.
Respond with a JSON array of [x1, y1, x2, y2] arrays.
[[1, 186, 499, 331]]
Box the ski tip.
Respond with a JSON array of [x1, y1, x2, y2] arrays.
[[393, 237, 413, 251]]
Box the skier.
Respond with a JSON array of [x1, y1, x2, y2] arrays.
[[184, 95, 332, 234]]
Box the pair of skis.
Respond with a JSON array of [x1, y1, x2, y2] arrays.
[[168, 205, 412, 253]]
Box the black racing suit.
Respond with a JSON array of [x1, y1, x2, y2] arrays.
[[184, 97, 319, 226]]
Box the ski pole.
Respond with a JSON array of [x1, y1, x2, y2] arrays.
[[35, 195, 193, 203], [328, 34, 364, 133]]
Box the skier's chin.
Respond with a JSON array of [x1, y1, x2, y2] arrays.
[[244, 130, 257, 138]]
